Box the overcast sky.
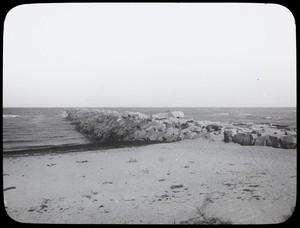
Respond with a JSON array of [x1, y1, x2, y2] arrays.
[[3, 3, 296, 107]]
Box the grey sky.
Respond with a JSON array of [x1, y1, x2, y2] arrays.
[[3, 3, 296, 107]]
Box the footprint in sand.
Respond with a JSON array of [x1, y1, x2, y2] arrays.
[[142, 169, 150, 174], [248, 184, 260, 188], [27, 207, 37, 212], [76, 160, 89, 163], [252, 195, 261, 200], [91, 190, 98, 195], [224, 183, 236, 187], [47, 163, 56, 167], [82, 194, 92, 199], [127, 158, 138, 163], [242, 188, 255, 193], [170, 184, 184, 189]]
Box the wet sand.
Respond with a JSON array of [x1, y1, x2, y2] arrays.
[[3, 138, 296, 224]]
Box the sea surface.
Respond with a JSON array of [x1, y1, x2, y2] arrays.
[[2, 107, 296, 154]]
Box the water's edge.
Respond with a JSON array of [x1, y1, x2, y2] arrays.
[[2, 140, 168, 157]]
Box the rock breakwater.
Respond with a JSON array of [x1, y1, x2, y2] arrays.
[[64, 109, 297, 149]]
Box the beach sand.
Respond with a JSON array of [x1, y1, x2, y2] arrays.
[[3, 138, 296, 224]]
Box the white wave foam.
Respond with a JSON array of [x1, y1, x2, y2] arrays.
[[213, 113, 229, 116], [3, 114, 20, 119], [237, 113, 251, 116], [61, 111, 69, 119]]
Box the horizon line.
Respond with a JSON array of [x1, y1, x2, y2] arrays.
[[2, 106, 297, 109]]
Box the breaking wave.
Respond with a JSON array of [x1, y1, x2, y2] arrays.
[[3, 114, 20, 119], [213, 113, 230, 116], [236, 113, 251, 116]]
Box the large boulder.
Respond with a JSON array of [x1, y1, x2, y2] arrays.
[[134, 130, 147, 140], [163, 119, 175, 128], [153, 113, 169, 120], [254, 136, 267, 146], [251, 129, 261, 135], [206, 124, 222, 132], [157, 131, 167, 141], [279, 135, 297, 149], [170, 111, 184, 118], [128, 112, 149, 120], [139, 120, 153, 130], [250, 133, 258, 144], [266, 135, 280, 148], [232, 133, 245, 145], [182, 131, 199, 140], [144, 122, 156, 132], [155, 122, 167, 132], [224, 130, 234, 143], [184, 125, 202, 133], [241, 134, 253, 146], [194, 121, 203, 127], [164, 128, 181, 142], [178, 118, 188, 126], [146, 131, 160, 141], [206, 133, 224, 142], [231, 133, 254, 146], [285, 130, 297, 136]]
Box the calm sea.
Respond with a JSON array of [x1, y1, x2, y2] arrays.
[[2, 107, 296, 154]]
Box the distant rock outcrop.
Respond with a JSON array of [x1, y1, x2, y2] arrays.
[[64, 109, 297, 149]]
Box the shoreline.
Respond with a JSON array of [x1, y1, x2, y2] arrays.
[[2, 141, 168, 157], [3, 138, 296, 224]]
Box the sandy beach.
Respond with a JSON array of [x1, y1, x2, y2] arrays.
[[3, 138, 296, 224]]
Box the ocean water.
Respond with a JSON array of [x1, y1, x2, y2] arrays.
[[2, 107, 296, 154]]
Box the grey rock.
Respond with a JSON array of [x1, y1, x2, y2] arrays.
[[153, 113, 169, 120], [134, 130, 147, 140], [206, 124, 222, 132], [232, 133, 245, 145], [254, 136, 267, 146], [170, 111, 184, 118], [266, 135, 280, 148], [155, 122, 167, 132], [183, 131, 199, 140], [241, 134, 253, 146], [224, 130, 234, 143], [146, 131, 159, 141], [279, 135, 297, 149], [64, 109, 296, 149]]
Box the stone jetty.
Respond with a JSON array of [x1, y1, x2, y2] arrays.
[[64, 109, 297, 149]]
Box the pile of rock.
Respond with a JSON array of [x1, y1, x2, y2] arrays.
[[224, 123, 297, 149], [64, 109, 297, 149], [64, 109, 223, 143]]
